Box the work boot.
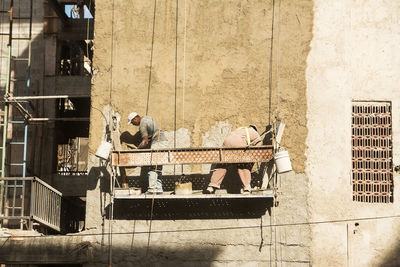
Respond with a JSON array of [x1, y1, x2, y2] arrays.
[[241, 189, 251, 195], [148, 170, 163, 193], [202, 186, 217, 194], [241, 185, 252, 195]]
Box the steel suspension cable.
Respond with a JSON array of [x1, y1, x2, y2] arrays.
[[145, 0, 158, 116], [146, 0, 173, 259]]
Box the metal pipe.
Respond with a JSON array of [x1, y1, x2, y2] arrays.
[[8, 0, 13, 46], [29, 180, 34, 230], [6, 95, 70, 100], [29, 0, 32, 40], [0, 47, 11, 219], [11, 180, 17, 217], [28, 117, 90, 122], [46, 188, 50, 224], [7, 58, 14, 141]]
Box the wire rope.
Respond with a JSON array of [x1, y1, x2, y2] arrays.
[[267, 0, 276, 125], [145, 0, 158, 116], [0, 0, 5, 91], [145, 0, 173, 259], [173, 0, 179, 179], [275, 3, 283, 265], [0, 214, 399, 239], [276, 0, 282, 121], [108, 1, 116, 266], [180, 0, 187, 176]]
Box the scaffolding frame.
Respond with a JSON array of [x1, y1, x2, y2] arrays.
[[0, 0, 33, 230]]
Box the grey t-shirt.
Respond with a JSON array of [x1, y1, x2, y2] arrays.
[[139, 116, 167, 142]]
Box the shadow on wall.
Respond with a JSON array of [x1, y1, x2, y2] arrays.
[[121, 168, 268, 194], [110, 245, 223, 267], [87, 165, 110, 192], [87, 164, 273, 220], [381, 241, 400, 266], [0, 239, 222, 266], [84, 128, 276, 220], [120, 130, 142, 147], [108, 197, 272, 220]]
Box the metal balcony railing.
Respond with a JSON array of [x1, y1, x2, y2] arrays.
[[0, 177, 62, 232]]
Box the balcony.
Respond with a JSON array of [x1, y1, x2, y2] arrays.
[[0, 177, 62, 232]]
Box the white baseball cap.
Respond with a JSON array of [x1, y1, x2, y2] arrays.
[[249, 124, 258, 132], [127, 112, 138, 125]]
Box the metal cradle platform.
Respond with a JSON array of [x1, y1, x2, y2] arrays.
[[112, 189, 273, 220], [111, 146, 274, 167], [114, 189, 274, 199]]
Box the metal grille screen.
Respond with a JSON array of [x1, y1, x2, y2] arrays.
[[352, 102, 393, 203]]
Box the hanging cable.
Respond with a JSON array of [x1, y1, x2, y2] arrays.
[[273, 1, 282, 266], [259, 217, 264, 252], [278, 2, 283, 265], [130, 219, 137, 251], [145, 0, 158, 115], [128, 0, 158, 256], [173, 0, 179, 177], [180, 0, 187, 176], [0, 0, 5, 90], [0, 213, 399, 240], [108, 1, 116, 266], [146, 0, 173, 258], [275, 0, 282, 120], [267, 0, 276, 125]]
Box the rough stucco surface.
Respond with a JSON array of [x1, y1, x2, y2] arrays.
[[90, 0, 311, 173], [85, 0, 313, 265], [306, 0, 400, 266]]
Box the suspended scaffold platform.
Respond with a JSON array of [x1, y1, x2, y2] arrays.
[[111, 145, 274, 167]]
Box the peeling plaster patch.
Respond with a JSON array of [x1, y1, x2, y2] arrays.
[[88, 105, 122, 175], [86, 0, 314, 264], [125, 165, 141, 177], [201, 121, 232, 173], [95, 105, 121, 144], [202, 121, 232, 147], [164, 128, 191, 175], [123, 128, 192, 176]]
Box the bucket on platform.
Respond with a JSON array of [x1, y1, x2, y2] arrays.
[[95, 141, 113, 160], [274, 150, 292, 173]]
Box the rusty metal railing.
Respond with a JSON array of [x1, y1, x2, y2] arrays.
[[112, 146, 274, 167], [0, 177, 62, 232]]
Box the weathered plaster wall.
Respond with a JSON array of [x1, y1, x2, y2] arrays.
[[307, 0, 400, 266], [90, 0, 311, 172], [86, 0, 313, 265], [1, 175, 311, 266]]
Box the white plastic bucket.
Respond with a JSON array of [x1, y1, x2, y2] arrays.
[[275, 150, 292, 173], [95, 141, 113, 160]]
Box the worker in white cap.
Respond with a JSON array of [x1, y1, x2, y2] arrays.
[[203, 124, 262, 194], [128, 112, 168, 194]]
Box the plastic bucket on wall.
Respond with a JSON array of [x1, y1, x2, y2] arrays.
[[95, 141, 113, 160], [274, 150, 292, 173]]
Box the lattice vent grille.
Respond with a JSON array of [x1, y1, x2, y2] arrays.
[[352, 102, 393, 203]]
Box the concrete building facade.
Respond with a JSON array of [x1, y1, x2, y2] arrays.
[[0, 0, 400, 266]]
